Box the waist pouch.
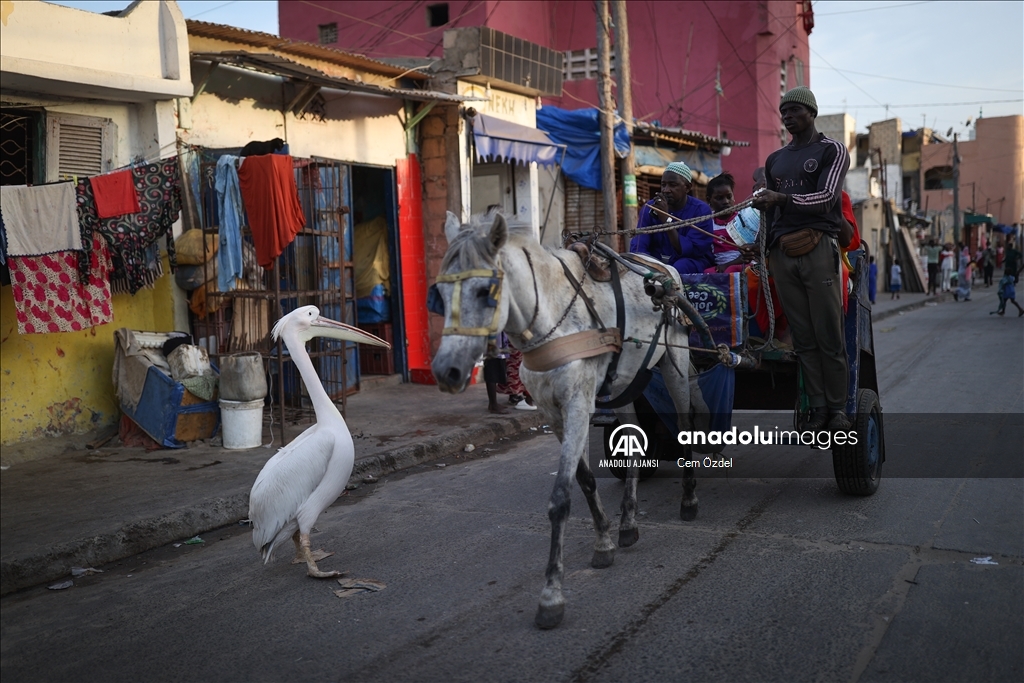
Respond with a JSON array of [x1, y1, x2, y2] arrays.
[[778, 228, 823, 257]]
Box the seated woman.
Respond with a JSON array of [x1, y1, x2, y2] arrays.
[[701, 172, 760, 274], [629, 161, 714, 273]]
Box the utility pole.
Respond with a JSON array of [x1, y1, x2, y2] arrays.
[[595, 0, 618, 244], [612, 0, 636, 251], [952, 133, 961, 244]]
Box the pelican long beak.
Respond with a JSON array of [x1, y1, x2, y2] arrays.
[[310, 316, 391, 348]]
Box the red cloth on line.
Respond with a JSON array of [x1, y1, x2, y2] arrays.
[[90, 169, 141, 219], [841, 191, 860, 252], [237, 154, 305, 268]]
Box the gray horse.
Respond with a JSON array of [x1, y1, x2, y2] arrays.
[[431, 211, 695, 629]]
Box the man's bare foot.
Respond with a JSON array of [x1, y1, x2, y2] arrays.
[[488, 404, 509, 414]]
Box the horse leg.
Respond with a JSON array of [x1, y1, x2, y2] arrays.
[[614, 403, 642, 548], [660, 341, 699, 521], [680, 461, 699, 521], [575, 457, 616, 568], [535, 409, 589, 630]]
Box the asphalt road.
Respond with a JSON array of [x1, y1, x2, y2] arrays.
[[1, 292, 1021, 683]]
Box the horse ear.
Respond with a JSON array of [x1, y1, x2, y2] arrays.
[[488, 213, 508, 253], [444, 211, 462, 243]]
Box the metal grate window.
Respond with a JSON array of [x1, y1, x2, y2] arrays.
[[0, 111, 42, 186], [563, 48, 615, 82], [318, 22, 338, 44]]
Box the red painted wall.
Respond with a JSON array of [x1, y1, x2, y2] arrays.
[[281, 0, 811, 189]]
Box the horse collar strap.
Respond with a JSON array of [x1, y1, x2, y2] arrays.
[[436, 268, 503, 338], [522, 329, 623, 372]]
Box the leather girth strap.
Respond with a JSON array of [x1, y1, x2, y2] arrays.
[[595, 318, 663, 409], [521, 328, 623, 372]]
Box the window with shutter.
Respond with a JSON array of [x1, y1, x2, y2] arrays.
[[45, 113, 115, 181]]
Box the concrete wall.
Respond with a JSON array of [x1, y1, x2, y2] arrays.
[[817, 113, 856, 154], [0, 0, 191, 100], [1, 2, 190, 445], [278, 0, 812, 197]]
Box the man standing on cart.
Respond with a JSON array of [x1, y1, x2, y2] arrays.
[[752, 86, 852, 432]]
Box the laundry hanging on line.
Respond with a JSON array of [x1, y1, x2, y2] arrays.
[[90, 168, 141, 219], [236, 153, 305, 269], [76, 157, 182, 295], [0, 182, 82, 257]]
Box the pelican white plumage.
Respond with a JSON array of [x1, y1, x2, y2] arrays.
[[249, 305, 391, 578]]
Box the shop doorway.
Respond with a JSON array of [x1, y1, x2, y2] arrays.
[[350, 164, 405, 380]]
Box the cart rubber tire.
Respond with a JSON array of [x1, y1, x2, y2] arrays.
[[603, 422, 659, 481], [832, 388, 883, 496]]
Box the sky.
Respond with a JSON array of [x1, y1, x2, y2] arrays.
[[46, 0, 1024, 137]]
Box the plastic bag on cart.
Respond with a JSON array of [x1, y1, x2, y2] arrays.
[[643, 364, 735, 454]]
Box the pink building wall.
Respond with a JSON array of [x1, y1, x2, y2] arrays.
[[920, 116, 1024, 232], [280, 0, 812, 186]]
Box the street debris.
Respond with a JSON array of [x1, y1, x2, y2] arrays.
[[70, 567, 103, 577], [530, 427, 538, 431], [334, 578, 386, 599], [879, 327, 895, 333], [173, 544, 182, 548], [363, 475, 378, 484], [925, 302, 937, 306], [345, 482, 361, 490], [48, 580, 74, 590], [970, 556, 998, 565], [183, 536, 204, 545], [238, 519, 251, 526], [972, 518, 980, 524], [436, 463, 447, 468], [464, 444, 475, 452]]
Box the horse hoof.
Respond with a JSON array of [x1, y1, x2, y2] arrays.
[[591, 548, 616, 568], [618, 528, 639, 548], [680, 503, 698, 521], [535, 603, 565, 629]]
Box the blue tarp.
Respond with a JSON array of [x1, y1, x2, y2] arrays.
[[473, 113, 564, 167], [536, 106, 630, 191]]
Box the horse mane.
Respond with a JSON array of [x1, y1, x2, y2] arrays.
[[439, 212, 535, 272]]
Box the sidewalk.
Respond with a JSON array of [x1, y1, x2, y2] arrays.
[[0, 380, 545, 596], [870, 290, 954, 321]]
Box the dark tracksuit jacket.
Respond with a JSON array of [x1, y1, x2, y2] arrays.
[[764, 132, 851, 411]]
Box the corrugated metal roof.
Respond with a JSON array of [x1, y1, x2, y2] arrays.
[[191, 51, 478, 104], [633, 122, 750, 149], [186, 19, 428, 81]]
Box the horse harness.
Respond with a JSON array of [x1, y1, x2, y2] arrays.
[[436, 247, 674, 409]]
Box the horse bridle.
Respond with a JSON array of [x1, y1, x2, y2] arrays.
[[435, 268, 504, 344]]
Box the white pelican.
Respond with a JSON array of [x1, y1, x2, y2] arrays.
[[249, 305, 391, 578]]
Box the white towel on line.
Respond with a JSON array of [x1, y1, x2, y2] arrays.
[[0, 183, 82, 256]]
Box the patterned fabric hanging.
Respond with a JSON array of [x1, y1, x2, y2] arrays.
[[7, 234, 114, 334], [76, 158, 182, 295]]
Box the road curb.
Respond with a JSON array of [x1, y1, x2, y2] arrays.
[[0, 412, 546, 596], [872, 292, 953, 322]]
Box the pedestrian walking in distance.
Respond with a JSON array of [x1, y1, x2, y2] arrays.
[[890, 259, 902, 300], [990, 273, 1024, 317]]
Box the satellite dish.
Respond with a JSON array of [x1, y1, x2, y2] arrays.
[[946, 127, 954, 137]]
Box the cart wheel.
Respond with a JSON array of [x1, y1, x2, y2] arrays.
[[831, 388, 884, 496], [603, 421, 660, 481]]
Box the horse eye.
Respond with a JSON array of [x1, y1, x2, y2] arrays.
[[476, 287, 490, 299]]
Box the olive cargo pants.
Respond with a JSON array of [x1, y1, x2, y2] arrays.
[[769, 234, 849, 410]]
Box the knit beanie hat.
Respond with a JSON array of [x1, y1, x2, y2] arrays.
[[664, 161, 692, 182], [779, 86, 818, 115]]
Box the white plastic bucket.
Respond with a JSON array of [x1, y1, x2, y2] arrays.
[[219, 399, 264, 449]]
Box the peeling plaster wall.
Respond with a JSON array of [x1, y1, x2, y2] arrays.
[[1, 262, 176, 445], [181, 89, 406, 167]]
